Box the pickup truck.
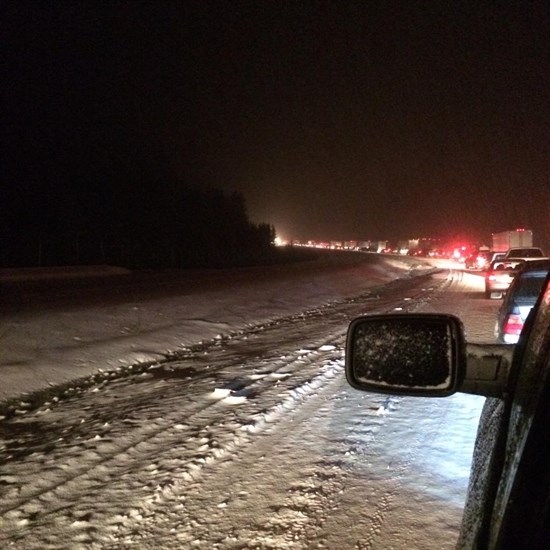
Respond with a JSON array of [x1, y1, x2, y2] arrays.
[[503, 247, 546, 259], [484, 258, 525, 299]]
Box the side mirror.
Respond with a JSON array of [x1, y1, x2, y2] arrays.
[[345, 313, 515, 398], [345, 314, 466, 397]]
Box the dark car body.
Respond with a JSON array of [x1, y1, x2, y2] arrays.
[[495, 262, 550, 343], [345, 273, 550, 548]]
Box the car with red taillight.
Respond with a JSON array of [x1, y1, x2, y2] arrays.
[[495, 260, 550, 343], [484, 258, 525, 299]]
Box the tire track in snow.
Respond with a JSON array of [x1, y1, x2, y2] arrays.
[[356, 416, 426, 550], [0, 273, 446, 546], [2, 318, 368, 545], [0, 342, 344, 518], [112, 370, 400, 549], [351, 268, 490, 549]]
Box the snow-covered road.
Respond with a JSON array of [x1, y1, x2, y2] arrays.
[[0, 254, 498, 549]]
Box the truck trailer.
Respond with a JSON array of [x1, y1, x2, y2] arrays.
[[492, 229, 533, 252]]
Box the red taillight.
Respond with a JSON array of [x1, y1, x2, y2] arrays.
[[503, 314, 524, 336]]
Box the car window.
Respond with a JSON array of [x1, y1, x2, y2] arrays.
[[514, 276, 547, 300], [496, 261, 523, 270], [508, 248, 544, 258]]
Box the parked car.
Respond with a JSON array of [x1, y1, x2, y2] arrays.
[[495, 260, 550, 343], [503, 247, 545, 259], [484, 258, 525, 299], [345, 271, 550, 548]]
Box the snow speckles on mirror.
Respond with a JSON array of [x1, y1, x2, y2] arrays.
[[352, 319, 452, 389]]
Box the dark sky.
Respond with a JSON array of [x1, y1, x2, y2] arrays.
[[3, 1, 549, 245]]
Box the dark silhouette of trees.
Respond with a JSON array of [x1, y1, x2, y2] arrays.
[[1, 178, 276, 269]]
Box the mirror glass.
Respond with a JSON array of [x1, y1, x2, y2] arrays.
[[347, 315, 460, 395]]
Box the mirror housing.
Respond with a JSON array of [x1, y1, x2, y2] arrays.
[[345, 314, 466, 397], [345, 313, 514, 398]]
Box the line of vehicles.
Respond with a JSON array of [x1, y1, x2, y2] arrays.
[[465, 228, 539, 271], [483, 247, 547, 300]]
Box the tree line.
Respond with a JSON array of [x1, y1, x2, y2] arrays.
[[1, 180, 276, 269]]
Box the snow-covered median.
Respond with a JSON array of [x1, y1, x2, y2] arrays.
[[0, 251, 435, 402]]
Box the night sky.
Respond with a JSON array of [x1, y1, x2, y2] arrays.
[[3, 1, 549, 246]]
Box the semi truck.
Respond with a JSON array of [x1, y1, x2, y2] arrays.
[[492, 229, 533, 252]]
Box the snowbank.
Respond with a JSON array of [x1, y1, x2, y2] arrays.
[[0, 264, 131, 282], [0, 251, 435, 401]]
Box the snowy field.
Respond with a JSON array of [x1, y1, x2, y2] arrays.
[[0, 252, 498, 549]]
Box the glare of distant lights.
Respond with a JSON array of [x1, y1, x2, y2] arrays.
[[274, 236, 287, 246]]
